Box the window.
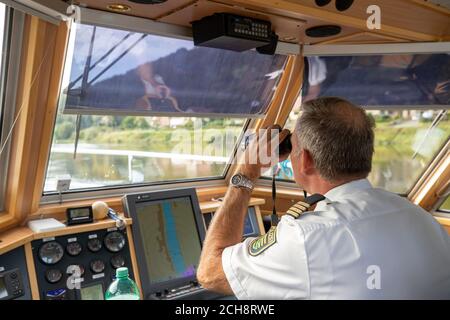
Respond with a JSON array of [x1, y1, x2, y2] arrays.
[[44, 23, 287, 193], [267, 54, 450, 194], [0, 4, 11, 210], [367, 109, 448, 193], [44, 115, 246, 192], [0, 3, 7, 130], [439, 195, 450, 212], [269, 107, 449, 194]]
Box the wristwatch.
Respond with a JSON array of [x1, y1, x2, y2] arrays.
[[230, 173, 254, 191]]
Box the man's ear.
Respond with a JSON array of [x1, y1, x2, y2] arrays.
[[300, 149, 315, 174]]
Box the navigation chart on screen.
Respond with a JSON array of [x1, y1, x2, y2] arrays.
[[136, 197, 202, 284]]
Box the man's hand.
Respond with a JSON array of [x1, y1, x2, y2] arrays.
[[197, 125, 290, 296], [237, 124, 291, 181]]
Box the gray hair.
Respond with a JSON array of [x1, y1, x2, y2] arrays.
[[294, 97, 375, 182]]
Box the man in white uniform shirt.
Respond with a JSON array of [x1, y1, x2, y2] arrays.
[[197, 97, 450, 299]]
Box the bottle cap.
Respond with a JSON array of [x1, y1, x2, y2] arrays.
[[116, 267, 129, 278]]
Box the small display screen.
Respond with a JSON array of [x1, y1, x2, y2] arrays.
[[0, 277, 8, 299], [70, 208, 90, 219], [235, 22, 251, 31], [80, 283, 104, 300], [243, 213, 255, 236], [136, 197, 202, 285], [203, 208, 256, 237]]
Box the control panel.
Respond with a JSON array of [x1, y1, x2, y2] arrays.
[[0, 246, 31, 300], [226, 14, 271, 41], [31, 228, 133, 300], [0, 268, 24, 299]]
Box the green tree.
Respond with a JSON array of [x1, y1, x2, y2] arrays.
[[136, 118, 150, 129], [80, 115, 93, 128], [55, 122, 74, 140], [120, 116, 137, 130]]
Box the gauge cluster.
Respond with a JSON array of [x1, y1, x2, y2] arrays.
[[31, 228, 133, 300]]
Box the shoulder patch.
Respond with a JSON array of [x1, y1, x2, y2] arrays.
[[248, 226, 277, 256]]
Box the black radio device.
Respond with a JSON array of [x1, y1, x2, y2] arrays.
[[192, 13, 277, 53], [0, 268, 25, 300]]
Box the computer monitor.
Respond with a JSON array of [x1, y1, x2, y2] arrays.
[[123, 188, 206, 298], [203, 207, 260, 238]]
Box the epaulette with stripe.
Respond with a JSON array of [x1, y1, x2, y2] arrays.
[[286, 194, 325, 219]]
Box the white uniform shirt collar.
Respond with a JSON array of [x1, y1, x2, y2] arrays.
[[324, 178, 372, 201], [315, 179, 372, 210]]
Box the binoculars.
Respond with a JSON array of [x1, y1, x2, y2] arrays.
[[242, 129, 292, 155], [279, 132, 292, 155]]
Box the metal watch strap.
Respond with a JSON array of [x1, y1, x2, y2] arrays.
[[232, 173, 254, 190], [241, 176, 254, 190]]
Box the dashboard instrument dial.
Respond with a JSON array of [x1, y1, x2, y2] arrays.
[[39, 241, 64, 265], [104, 231, 125, 253], [67, 264, 85, 277], [45, 269, 63, 284], [110, 255, 125, 269], [87, 238, 102, 252], [90, 260, 105, 274], [78, 264, 85, 276], [66, 242, 82, 256]]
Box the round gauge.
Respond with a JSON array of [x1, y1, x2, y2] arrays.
[[39, 241, 64, 265], [78, 264, 85, 276], [110, 255, 125, 269], [90, 259, 105, 274], [67, 264, 85, 276], [87, 238, 102, 252], [45, 268, 62, 284], [66, 242, 82, 256], [104, 231, 125, 253]]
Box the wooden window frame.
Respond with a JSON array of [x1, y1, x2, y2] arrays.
[[409, 139, 450, 211], [0, 16, 69, 232]]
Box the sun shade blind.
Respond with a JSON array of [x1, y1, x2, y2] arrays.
[[303, 54, 450, 108], [61, 23, 288, 118]]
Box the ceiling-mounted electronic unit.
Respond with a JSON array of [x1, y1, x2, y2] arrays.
[[192, 13, 278, 54]]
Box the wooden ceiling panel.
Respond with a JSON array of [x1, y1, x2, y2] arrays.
[[73, 0, 197, 20], [315, 32, 412, 45], [233, 0, 450, 40], [284, 0, 450, 38], [66, 0, 450, 43]]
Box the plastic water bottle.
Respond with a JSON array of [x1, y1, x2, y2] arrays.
[[105, 267, 140, 300]]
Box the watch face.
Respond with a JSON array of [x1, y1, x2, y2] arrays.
[[232, 175, 242, 185]]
